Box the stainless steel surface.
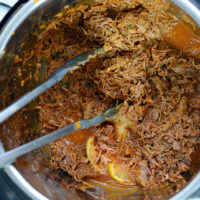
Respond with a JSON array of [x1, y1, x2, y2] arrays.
[[0, 48, 103, 124], [4, 166, 48, 200], [0, 0, 200, 199], [0, 129, 48, 200], [171, 0, 200, 27], [0, 105, 120, 169]]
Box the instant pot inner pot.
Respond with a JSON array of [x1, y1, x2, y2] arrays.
[[0, 0, 200, 200]]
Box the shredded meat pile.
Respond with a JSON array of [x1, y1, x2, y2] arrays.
[[20, 0, 200, 198]]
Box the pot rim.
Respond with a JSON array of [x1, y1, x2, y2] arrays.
[[0, 0, 200, 200]]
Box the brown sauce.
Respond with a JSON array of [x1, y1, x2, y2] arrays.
[[165, 22, 200, 58], [65, 129, 94, 146]]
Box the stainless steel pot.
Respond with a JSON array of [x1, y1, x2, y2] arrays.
[[0, 0, 200, 199]]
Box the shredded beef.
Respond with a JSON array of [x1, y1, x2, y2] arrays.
[[20, 0, 200, 198], [50, 138, 98, 181]]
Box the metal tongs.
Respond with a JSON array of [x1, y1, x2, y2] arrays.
[[0, 48, 120, 169]]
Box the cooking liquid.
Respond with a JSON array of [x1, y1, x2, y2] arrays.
[[164, 22, 200, 59]]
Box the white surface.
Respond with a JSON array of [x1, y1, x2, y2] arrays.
[[0, 0, 18, 7], [0, 0, 17, 22], [0, 5, 9, 22], [188, 199, 200, 200]]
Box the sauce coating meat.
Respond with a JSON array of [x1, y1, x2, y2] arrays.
[[20, 0, 200, 198]]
